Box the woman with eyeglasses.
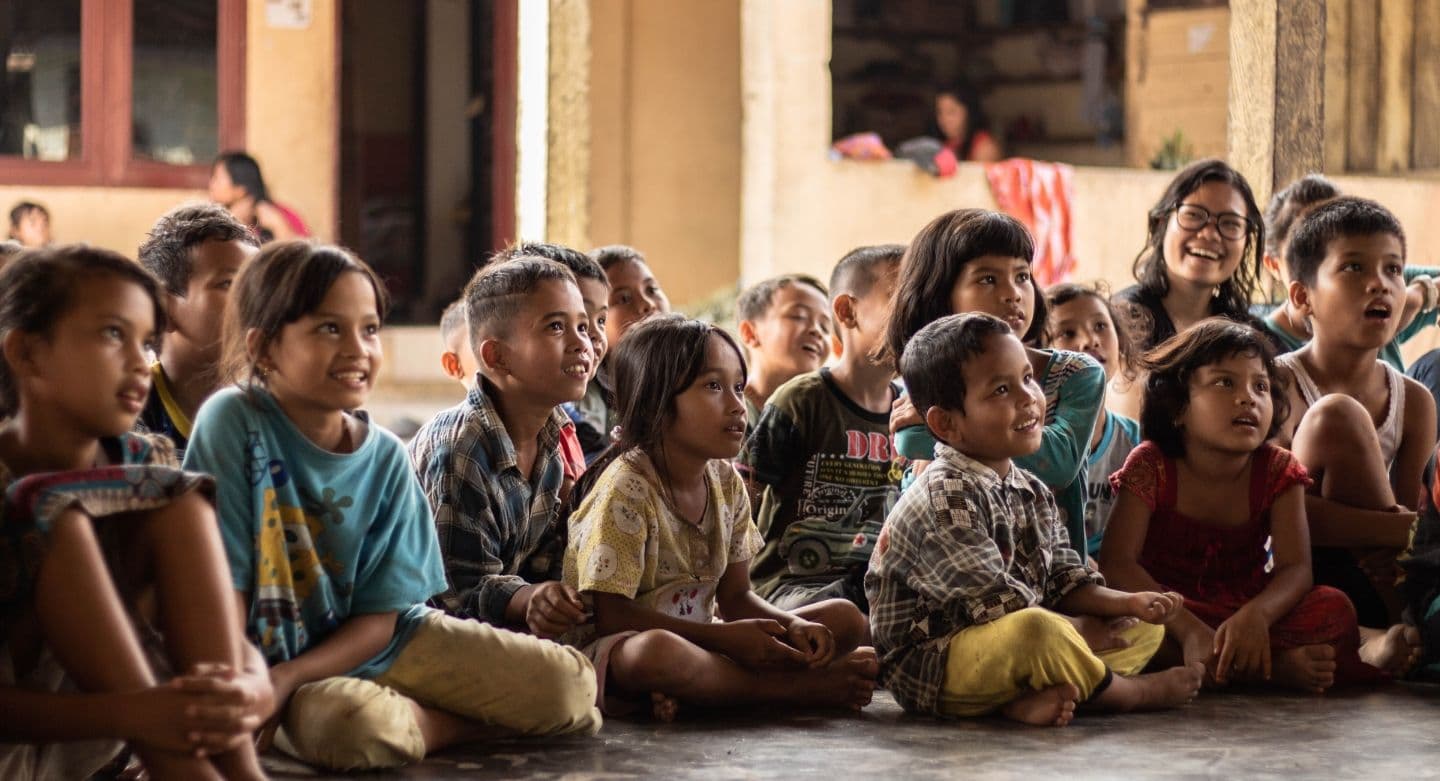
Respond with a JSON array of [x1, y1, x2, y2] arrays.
[[1106, 159, 1272, 419]]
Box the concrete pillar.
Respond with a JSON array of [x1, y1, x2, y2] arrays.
[[1226, 0, 1325, 202], [547, 0, 591, 248]]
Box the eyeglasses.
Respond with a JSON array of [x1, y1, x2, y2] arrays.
[[1173, 204, 1251, 241]]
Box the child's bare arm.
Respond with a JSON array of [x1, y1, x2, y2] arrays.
[[715, 560, 835, 666], [1392, 377, 1436, 511], [248, 587, 397, 707], [1055, 583, 1183, 624], [1096, 489, 1167, 593], [591, 591, 808, 669]]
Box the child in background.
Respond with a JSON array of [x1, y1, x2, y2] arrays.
[[410, 258, 597, 641], [1270, 197, 1429, 664], [740, 246, 903, 610], [1260, 175, 1439, 372], [867, 313, 1200, 726], [7, 201, 51, 248], [735, 274, 832, 427], [565, 314, 876, 720], [1100, 319, 1398, 692], [1046, 282, 1142, 555], [438, 298, 477, 392], [886, 209, 1103, 555], [0, 247, 269, 780], [186, 243, 599, 771], [137, 203, 260, 458]]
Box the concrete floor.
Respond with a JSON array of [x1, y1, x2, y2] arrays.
[[262, 683, 1440, 780]]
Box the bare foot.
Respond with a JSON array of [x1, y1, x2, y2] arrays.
[[1180, 632, 1220, 688], [807, 647, 878, 711], [1001, 683, 1079, 727], [1360, 624, 1423, 677], [650, 691, 679, 723], [1272, 644, 1337, 693], [1092, 663, 1202, 712]]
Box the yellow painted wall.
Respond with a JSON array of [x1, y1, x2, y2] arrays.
[[0, 1, 339, 257], [588, 0, 743, 308]]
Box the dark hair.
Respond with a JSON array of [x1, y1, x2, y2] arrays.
[[900, 312, 1012, 418], [494, 241, 607, 286], [1263, 174, 1340, 257], [1139, 318, 1289, 458], [138, 202, 259, 297], [8, 201, 48, 230], [882, 208, 1044, 366], [1285, 196, 1407, 288], [0, 245, 166, 416], [1131, 159, 1264, 321], [439, 298, 467, 345], [571, 313, 747, 507], [830, 244, 904, 300], [735, 274, 829, 322], [464, 257, 577, 344], [221, 241, 389, 391], [932, 83, 991, 159], [214, 151, 270, 203], [590, 244, 646, 271], [1044, 281, 1138, 378]]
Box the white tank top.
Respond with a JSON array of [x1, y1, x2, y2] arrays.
[[1276, 352, 1405, 468]]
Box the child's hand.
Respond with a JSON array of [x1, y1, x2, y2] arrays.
[[172, 662, 276, 731], [1213, 606, 1271, 683], [120, 680, 264, 757], [889, 395, 922, 436], [1127, 591, 1185, 624], [526, 581, 588, 638], [718, 619, 809, 669], [785, 620, 836, 667], [1067, 614, 1137, 653]]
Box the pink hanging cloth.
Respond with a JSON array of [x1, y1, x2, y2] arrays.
[[984, 159, 1077, 287]]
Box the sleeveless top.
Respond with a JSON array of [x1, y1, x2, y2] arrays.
[[1276, 353, 1405, 468]]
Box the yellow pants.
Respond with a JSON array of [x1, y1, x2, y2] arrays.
[[275, 611, 602, 771], [939, 607, 1163, 717]]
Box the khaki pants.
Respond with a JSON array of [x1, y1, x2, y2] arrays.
[[276, 611, 601, 771], [939, 607, 1163, 717]]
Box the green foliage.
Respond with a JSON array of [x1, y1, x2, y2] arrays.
[[1149, 130, 1196, 171]]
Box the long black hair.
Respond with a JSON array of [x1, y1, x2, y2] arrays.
[[214, 151, 271, 203]]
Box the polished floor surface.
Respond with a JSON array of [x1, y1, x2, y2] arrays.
[[263, 682, 1440, 779]]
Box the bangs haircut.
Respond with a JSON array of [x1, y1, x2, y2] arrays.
[[439, 298, 467, 344], [138, 202, 259, 297], [882, 208, 1037, 366], [494, 241, 607, 286], [464, 257, 578, 343], [1044, 281, 1138, 377], [1284, 196, 1406, 289], [221, 241, 389, 390], [0, 244, 166, 416], [736, 274, 829, 322], [830, 244, 904, 300], [1263, 174, 1339, 257], [899, 312, 1012, 419], [1139, 318, 1288, 458]]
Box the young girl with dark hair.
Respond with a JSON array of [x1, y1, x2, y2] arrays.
[[0, 246, 269, 780], [564, 314, 876, 721]]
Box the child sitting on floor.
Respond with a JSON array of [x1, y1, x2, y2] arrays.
[[740, 245, 903, 610], [136, 202, 259, 458], [0, 246, 269, 780], [735, 273, 832, 426], [1045, 282, 1142, 555], [564, 314, 876, 720], [1099, 318, 1403, 692], [410, 257, 597, 639], [867, 313, 1200, 726], [1270, 196, 1428, 666], [185, 243, 600, 772], [438, 298, 477, 392]]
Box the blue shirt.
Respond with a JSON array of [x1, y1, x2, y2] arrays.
[[184, 386, 447, 678]]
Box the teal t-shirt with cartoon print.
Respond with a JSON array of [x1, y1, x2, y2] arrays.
[[184, 386, 447, 679]]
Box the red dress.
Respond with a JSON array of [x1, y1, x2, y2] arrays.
[[1110, 441, 1376, 682]]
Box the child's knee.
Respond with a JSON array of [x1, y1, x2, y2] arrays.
[[1299, 394, 1374, 447], [612, 629, 705, 689], [514, 641, 602, 735], [803, 598, 870, 649], [279, 677, 425, 771]]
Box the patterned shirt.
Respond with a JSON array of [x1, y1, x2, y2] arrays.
[[409, 377, 570, 625], [864, 442, 1101, 716]]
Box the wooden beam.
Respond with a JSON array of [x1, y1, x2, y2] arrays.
[[1324, 0, 1349, 173], [1414, 0, 1440, 169], [546, 0, 591, 248], [1377, 0, 1415, 172], [1347, 0, 1380, 171]]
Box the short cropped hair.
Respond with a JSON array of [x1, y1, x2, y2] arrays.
[[138, 202, 258, 296], [590, 244, 645, 271], [899, 312, 1012, 417], [8, 201, 47, 229], [464, 257, 577, 343], [735, 274, 828, 322], [1263, 174, 1339, 257], [439, 298, 467, 345], [1285, 196, 1406, 288], [830, 244, 904, 300], [493, 241, 607, 286]]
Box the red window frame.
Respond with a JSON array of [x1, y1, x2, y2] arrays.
[[0, 0, 246, 189]]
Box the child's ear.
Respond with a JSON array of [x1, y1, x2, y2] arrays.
[[2, 329, 41, 379], [1287, 278, 1312, 317], [1262, 252, 1282, 282], [832, 294, 858, 330], [477, 338, 507, 374], [244, 327, 268, 369], [923, 404, 960, 445], [737, 318, 761, 349], [440, 351, 464, 381]]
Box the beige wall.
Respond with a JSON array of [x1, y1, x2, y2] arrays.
[[0, 1, 339, 256], [588, 0, 743, 307]]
